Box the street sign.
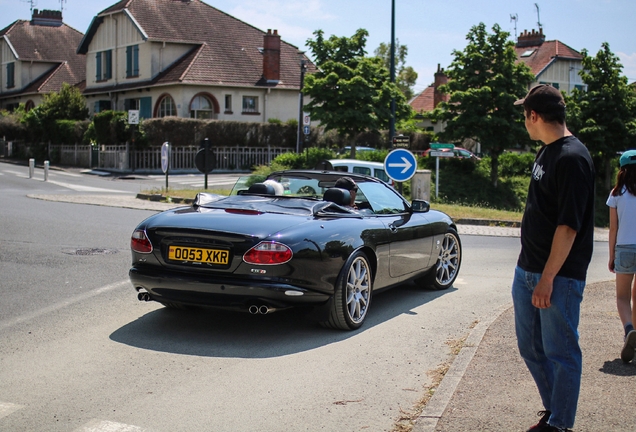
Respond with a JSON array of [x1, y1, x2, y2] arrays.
[[384, 148, 417, 182], [430, 143, 454, 149], [303, 125, 310, 135], [392, 135, 410, 149], [161, 142, 170, 173], [128, 110, 140, 125], [303, 112, 311, 126], [429, 150, 454, 157]]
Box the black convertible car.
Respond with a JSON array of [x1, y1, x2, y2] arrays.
[[129, 170, 462, 330]]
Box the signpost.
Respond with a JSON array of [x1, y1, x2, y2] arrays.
[[428, 144, 455, 197], [161, 142, 170, 189], [128, 110, 140, 125], [430, 143, 454, 149], [384, 148, 417, 191], [195, 138, 215, 189], [429, 151, 454, 157], [392, 134, 410, 149]]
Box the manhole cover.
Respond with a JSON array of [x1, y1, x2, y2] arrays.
[[62, 248, 119, 256]]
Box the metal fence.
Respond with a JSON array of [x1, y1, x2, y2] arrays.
[[1, 141, 293, 172]]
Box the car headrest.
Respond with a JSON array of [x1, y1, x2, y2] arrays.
[[247, 183, 276, 195], [323, 188, 351, 206]]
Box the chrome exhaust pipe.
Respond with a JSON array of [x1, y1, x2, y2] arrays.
[[248, 305, 259, 314], [137, 292, 151, 302], [259, 305, 269, 315]]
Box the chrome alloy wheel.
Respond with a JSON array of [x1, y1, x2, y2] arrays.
[[345, 256, 371, 324], [435, 230, 461, 286]]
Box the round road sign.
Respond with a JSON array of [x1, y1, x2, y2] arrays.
[[384, 148, 417, 182]]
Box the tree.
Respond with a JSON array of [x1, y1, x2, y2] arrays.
[[33, 82, 89, 121], [428, 23, 535, 187], [24, 83, 89, 143], [303, 29, 412, 156], [374, 40, 418, 100], [565, 42, 636, 190]]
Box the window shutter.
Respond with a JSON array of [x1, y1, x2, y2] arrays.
[[133, 45, 139, 76], [95, 52, 102, 80], [126, 46, 131, 77], [105, 50, 112, 79], [139, 97, 152, 119]]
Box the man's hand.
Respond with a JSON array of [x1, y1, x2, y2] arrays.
[[532, 277, 553, 309]]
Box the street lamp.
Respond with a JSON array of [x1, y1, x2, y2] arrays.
[[296, 54, 308, 154]]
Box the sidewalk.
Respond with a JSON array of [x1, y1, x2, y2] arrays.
[[414, 279, 636, 432]]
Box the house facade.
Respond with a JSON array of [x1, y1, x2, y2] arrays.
[[77, 0, 312, 122], [0, 9, 85, 111], [410, 28, 584, 133]]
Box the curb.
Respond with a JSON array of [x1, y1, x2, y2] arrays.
[[135, 193, 194, 205], [413, 304, 511, 432]]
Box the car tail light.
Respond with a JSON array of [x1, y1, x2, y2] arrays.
[[131, 229, 153, 253], [243, 241, 292, 265]]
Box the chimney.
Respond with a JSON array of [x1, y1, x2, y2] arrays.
[[31, 9, 64, 27], [433, 64, 448, 108], [262, 29, 281, 84], [516, 29, 545, 48]]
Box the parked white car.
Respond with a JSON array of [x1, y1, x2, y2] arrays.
[[328, 159, 394, 186]]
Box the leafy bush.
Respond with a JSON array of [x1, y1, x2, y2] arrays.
[[498, 152, 535, 177]]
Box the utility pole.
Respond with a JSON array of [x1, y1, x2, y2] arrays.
[[296, 57, 307, 154], [388, 0, 396, 146]]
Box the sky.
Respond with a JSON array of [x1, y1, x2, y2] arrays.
[[2, 0, 635, 94]]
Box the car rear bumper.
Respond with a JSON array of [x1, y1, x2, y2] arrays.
[[129, 267, 331, 310]]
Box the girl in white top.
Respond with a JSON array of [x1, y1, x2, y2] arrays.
[[607, 149, 636, 363]]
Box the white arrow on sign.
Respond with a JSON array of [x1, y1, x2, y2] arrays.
[[388, 157, 413, 174]]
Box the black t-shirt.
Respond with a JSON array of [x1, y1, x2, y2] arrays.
[[517, 135, 595, 281]]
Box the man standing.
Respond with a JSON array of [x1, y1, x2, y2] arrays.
[[512, 84, 595, 432]]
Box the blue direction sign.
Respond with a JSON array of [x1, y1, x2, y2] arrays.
[[384, 148, 417, 182]]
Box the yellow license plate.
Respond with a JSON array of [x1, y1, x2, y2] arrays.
[[168, 246, 229, 265]]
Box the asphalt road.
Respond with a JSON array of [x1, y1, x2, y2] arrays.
[[0, 161, 611, 432]]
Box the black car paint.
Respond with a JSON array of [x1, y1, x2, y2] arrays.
[[129, 170, 455, 312]]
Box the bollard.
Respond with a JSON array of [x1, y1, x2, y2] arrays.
[[44, 161, 49, 181], [29, 158, 35, 178]]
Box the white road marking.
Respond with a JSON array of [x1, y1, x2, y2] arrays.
[[0, 402, 23, 419], [52, 170, 83, 178], [75, 420, 147, 432], [0, 280, 130, 331], [46, 179, 130, 193], [3, 169, 28, 177]]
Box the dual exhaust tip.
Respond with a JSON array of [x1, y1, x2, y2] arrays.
[[138, 292, 152, 302], [138, 291, 271, 315], [248, 305, 271, 315]]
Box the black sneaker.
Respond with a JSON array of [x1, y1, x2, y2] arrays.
[[526, 410, 551, 431], [621, 329, 636, 363]]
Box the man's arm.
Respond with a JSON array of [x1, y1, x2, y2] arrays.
[[532, 224, 578, 309]]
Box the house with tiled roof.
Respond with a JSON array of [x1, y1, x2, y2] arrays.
[[0, 9, 85, 111], [410, 28, 584, 132], [77, 0, 313, 122]]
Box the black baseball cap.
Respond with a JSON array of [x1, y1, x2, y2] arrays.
[[514, 84, 565, 114]]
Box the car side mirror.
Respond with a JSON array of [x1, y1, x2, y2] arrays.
[[411, 199, 430, 213]]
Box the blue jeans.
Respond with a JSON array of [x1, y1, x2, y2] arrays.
[[512, 266, 585, 429]]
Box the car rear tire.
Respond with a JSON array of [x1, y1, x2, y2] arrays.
[[417, 227, 462, 290], [320, 251, 372, 330]]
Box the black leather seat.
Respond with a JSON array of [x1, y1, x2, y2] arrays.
[[323, 188, 351, 206], [247, 183, 276, 195]]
